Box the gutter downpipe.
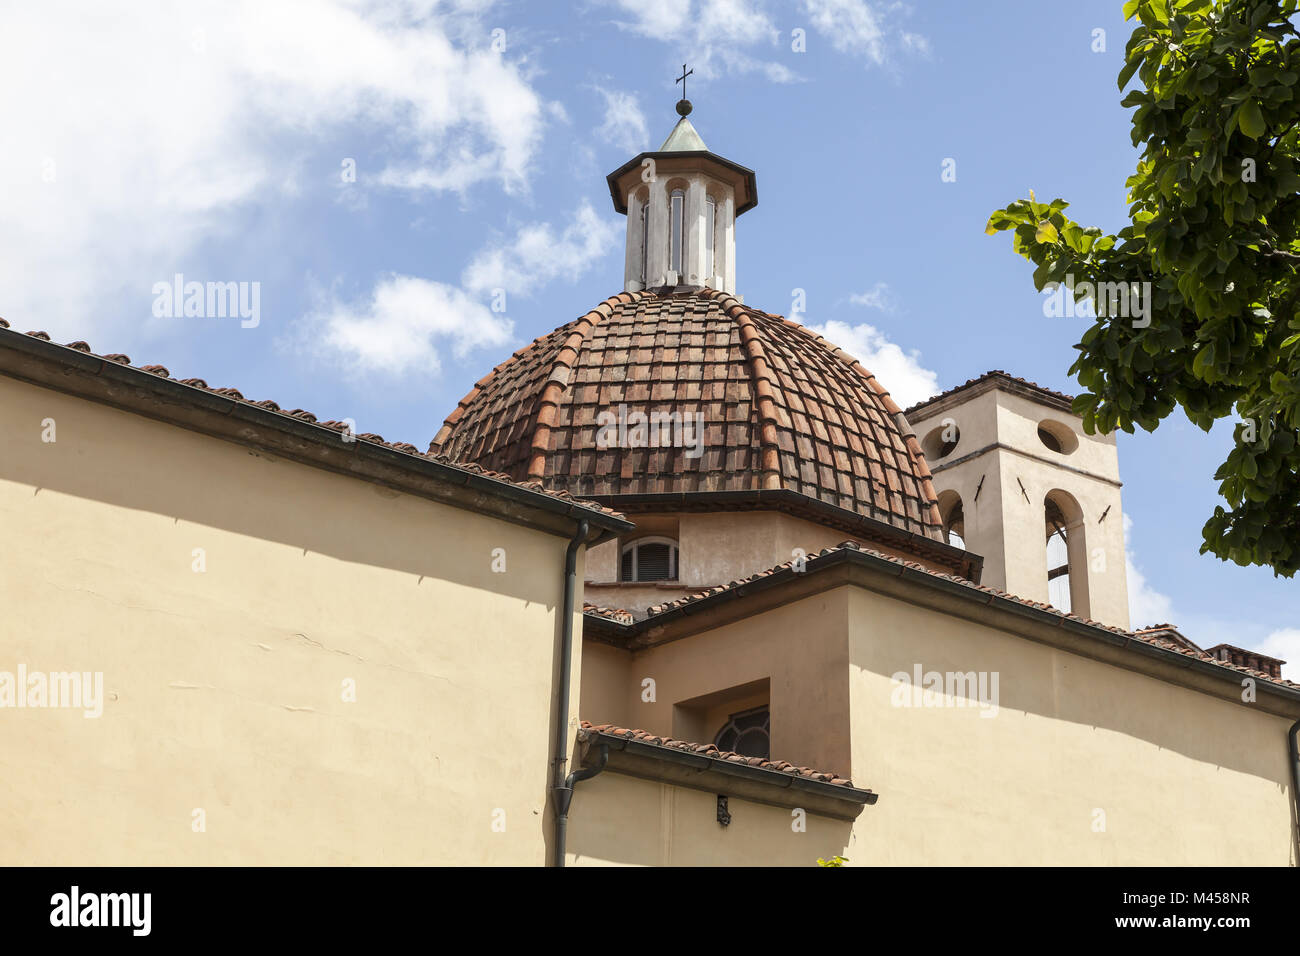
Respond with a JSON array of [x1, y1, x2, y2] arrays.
[[1291, 718, 1300, 863], [551, 519, 589, 868]]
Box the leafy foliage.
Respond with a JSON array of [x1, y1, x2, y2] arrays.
[[986, 0, 1300, 575], [816, 855, 849, 867]]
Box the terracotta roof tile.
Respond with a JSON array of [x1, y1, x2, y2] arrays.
[[904, 370, 1077, 417], [1203, 642, 1287, 680], [578, 720, 859, 789], [582, 603, 636, 626], [430, 289, 944, 539]]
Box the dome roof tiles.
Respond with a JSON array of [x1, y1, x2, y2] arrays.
[[430, 288, 944, 539]]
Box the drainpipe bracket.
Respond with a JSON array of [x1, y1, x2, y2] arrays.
[[554, 786, 575, 818]]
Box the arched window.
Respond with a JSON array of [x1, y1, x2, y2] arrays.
[[714, 705, 770, 758], [1044, 490, 1089, 617], [938, 490, 966, 550], [669, 188, 685, 274], [1045, 497, 1072, 613], [703, 194, 716, 279], [639, 198, 649, 284], [620, 536, 678, 582]]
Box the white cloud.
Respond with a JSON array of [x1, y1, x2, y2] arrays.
[[604, 0, 926, 83], [801, 0, 929, 66], [0, 0, 549, 338], [298, 201, 619, 375], [594, 87, 650, 155], [899, 31, 931, 56], [1257, 629, 1300, 681], [803, 0, 885, 62], [606, 0, 795, 83], [1123, 515, 1177, 628], [298, 274, 514, 378], [461, 201, 621, 296], [848, 281, 899, 312], [802, 319, 938, 408], [608, 0, 692, 36]]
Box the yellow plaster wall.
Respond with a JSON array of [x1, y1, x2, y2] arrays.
[[566, 771, 852, 866], [572, 582, 1297, 866], [0, 376, 579, 865]]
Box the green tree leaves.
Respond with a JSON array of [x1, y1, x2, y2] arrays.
[[1237, 99, 1266, 137], [986, 0, 1300, 576]]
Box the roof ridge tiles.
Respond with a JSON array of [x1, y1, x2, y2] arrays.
[[774, 313, 944, 530], [527, 290, 651, 480], [428, 290, 652, 460], [697, 287, 782, 490]]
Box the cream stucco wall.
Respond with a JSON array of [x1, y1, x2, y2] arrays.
[[566, 771, 851, 866], [573, 581, 1297, 866], [0, 375, 583, 865], [844, 586, 1294, 865], [911, 387, 1130, 628]]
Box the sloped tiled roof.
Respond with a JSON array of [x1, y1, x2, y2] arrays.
[[431, 289, 945, 540], [1133, 623, 1204, 654], [904, 370, 1077, 418], [578, 721, 859, 789], [0, 320, 625, 524], [1204, 642, 1287, 680]]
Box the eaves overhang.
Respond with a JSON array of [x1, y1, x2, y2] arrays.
[[576, 727, 876, 822], [606, 149, 758, 216], [905, 371, 1076, 422]]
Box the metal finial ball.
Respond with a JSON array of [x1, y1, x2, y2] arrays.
[[676, 98, 692, 117]]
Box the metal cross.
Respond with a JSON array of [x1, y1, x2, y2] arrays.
[[675, 63, 693, 100]]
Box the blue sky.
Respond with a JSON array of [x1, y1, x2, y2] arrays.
[[3, 0, 1295, 672]]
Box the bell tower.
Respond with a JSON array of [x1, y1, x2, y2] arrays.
[[605, 81, 757, 294], [905, 372, 1131, 629]]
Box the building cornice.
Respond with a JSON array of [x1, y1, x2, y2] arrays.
[[928, 440, 1124, 489], [606, 149, 758, 216], [905, 371, 1077, 422]]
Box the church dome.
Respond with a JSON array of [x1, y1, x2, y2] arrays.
[[430, 287, 945, 539]]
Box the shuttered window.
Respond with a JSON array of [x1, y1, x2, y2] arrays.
[[620, 538, 678, 582]]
